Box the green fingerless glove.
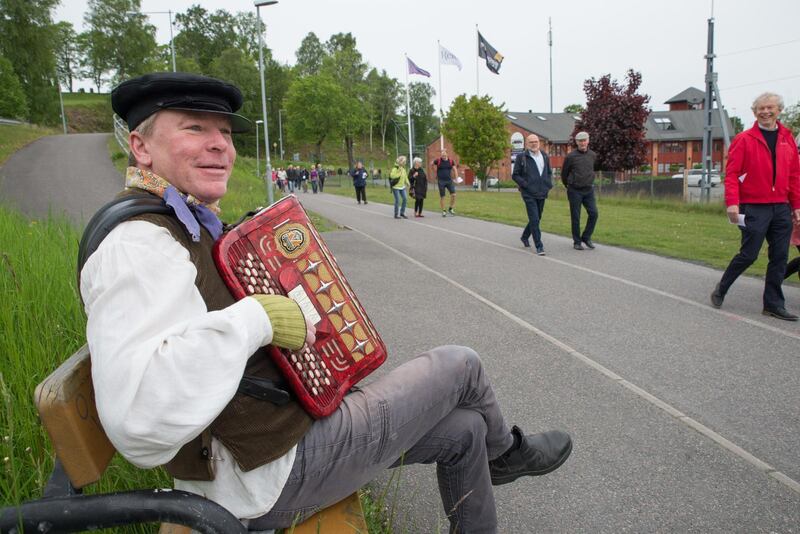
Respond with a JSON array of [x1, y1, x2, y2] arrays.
[[251, 294, 307, 350]]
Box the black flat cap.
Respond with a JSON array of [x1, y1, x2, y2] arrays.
[[112, 72, 252, 133]]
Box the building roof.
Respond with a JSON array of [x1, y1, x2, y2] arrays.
[[504, 112, 582, 143], [664, 87, 705, 105], [645, 109, 733, 141], [503, 108, 732, 144]]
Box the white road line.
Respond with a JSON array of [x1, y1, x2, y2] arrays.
[[346, 223, 800, 497], [310, 195, 800, 342]]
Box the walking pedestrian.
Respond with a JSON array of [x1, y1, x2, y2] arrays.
[[710, 92, 800, 320], [350, 161, 368, 204], [310, 166, 319, 194], [286, 165, 296, 193], [300, 166, 309, 193], [512, 134, 553, 256], [432, 149, 458, 217], [561, 131, 598, 250], [390, 156, 409, 219], [317, 164, 326, 192], [409, 157, 428, 217]]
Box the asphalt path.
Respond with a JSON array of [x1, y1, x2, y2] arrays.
[[0, 133, 122, 225], [2, 136, 798, 532], [296, 191, 800, 533]]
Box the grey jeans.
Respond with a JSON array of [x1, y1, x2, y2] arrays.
[[249, 345, 513, 534]]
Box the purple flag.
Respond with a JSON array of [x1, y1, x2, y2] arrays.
[[407, 57, 431, 77]]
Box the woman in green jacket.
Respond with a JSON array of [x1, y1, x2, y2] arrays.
[[390, 155, 410, 219]]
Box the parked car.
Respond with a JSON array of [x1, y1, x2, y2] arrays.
[[671, 169, 722, 187], [486, 176, 499, 187]]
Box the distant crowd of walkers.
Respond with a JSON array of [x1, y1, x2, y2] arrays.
[[274, 164, 327, 194]]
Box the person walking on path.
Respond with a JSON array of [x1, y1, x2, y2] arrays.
[[512, 134, 553, 256], [784, 223, 800, 281], [432, 149, 458, 217], [561, 131, 598, 250], [409, 157, 428, 217], [300, 166, 309, 193], [711, 92, 800, 321], [317, 164, 326, 192], [350, 161, 368, 204], [390, 155, 410, 219], [309, 166, 319, 194]]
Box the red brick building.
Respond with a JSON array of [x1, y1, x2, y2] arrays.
[[426, 87, 733, 185]]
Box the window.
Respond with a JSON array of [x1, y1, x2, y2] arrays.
[[658, 142, 684, 154], [549, 144, 566, 157], [536, 115, 547, 121], [506, 114, 517, 120], [653, 117, 675, 131]]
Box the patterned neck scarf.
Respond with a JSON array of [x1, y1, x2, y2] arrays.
[[125, 166, 223, 242]]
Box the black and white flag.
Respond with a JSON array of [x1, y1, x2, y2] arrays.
[[478, 32, 503, 74]]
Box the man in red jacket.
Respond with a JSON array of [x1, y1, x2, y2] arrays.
[[711, 92, 800, 320]]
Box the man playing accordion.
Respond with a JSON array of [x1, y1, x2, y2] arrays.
[[79, 72, 572, 533]]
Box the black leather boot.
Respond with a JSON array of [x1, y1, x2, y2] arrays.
[[489, 426, 572, 486]]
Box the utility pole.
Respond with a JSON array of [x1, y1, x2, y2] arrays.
[[700, 2, 731, 203], [548, 17, 553, 113]]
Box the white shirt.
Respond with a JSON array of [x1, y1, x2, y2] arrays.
[[80, 220, 296, 520], [529, 150, 545, 176]]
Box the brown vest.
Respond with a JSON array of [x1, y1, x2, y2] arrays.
[[120, 190, 312, 481]]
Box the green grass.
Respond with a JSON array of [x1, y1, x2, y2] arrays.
[[326, 183, 775, 275], [0, 124, 58, 166], [62, 92, 110, 107]]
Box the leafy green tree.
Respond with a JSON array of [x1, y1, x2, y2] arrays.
[[563, 103, 585, 114], [208, 47, 260, 155], [730, 115, 745, 135], [779, 103, 800, 136], [295, 32, 325, 77], [365, 68, 401, 153], [0, 53, 29, 119], [443, 94, 508, 191], [174, 5, 241, 73], [321, 32, 368, 168], [405, 81, 437, 148], [53, 21, 79, 92], [76, 30, 106, 91], [285, 74, 345, 163], [83, 0, 159, 83], [0, 0, 60, 124]]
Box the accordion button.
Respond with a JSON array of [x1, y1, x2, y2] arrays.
[[313, 378, 320, 387], [290, 354, 297, 363], [247, 285, 254, 294], [259, 262, 266, 271], [262, 285, 269, 294], [324, 378, 331, 386], [244, 267, 251, 277], [295, 362, 302, 371], [325, 369, 332, 377], [315, 370, 321, 378], [312, 387, 318, 396], [320, 360, 327, 369], [247, 252, 254, 261], [239, 259, 245, 267], [309, 362, 316, 370], [246, 259, 253, 269]]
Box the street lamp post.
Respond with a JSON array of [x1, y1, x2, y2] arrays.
[[130, 10, 176, 72], [255, 0, 278, 205], [278, 109, 284, 160], [255, 119, 264, 183]]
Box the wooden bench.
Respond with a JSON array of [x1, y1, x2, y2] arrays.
[[0, 345, 368, 533]]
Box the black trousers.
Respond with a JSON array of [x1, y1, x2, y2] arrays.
[[567, 186, 598, 244], [355, 186, 366, 203], [718, 203, 793, 310], [414, 197, 424, 214], [521, 197, 546, 249]]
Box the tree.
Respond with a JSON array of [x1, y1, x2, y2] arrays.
[[53, 21, 78, 92], [365, 68, 401, 153], [321, 32, 368, 169], [574, 69, 650, 172], [443, 94, 508, 191], [0, 0, 60, 124], [780, 103, 800, 136], [0, 53, 29, 119], [405, 81, 438, 148], [730, 115, 745, 135], [208, 47, 260, 156], [76, 30, 106, 91], [83, 0, 159, 83], [174, 6, 242, 73], [295, 32, 325, 77], [563, 103, 585, 114], [285, 74, 345, 162]]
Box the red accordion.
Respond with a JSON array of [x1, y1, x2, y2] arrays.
[[213, 195, 387, 418]]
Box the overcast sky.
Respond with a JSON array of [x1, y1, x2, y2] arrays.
[[55, 0, 800, 124]]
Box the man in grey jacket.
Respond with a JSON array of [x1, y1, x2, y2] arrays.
[[512, 134, 553, 256], [561, 131, 598, 250]]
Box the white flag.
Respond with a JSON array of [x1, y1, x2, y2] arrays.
[[439, 44, 463, 71]]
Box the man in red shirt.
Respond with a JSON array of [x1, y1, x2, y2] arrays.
[[711, 92, 800, 320]]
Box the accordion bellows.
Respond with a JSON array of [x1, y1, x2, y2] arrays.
[[213, 195, 387, 418]]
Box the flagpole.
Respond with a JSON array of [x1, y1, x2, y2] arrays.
[[475, 25, 480, 96], [404, 54, 413, 166], [438, 41, 444, 150]]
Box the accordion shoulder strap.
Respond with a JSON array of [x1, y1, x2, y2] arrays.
[[77, 193, 172, 281]]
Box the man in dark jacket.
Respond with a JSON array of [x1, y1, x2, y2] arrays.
[[561, 131, 598, 250], [349, 161, 368, 204], [711, 92, 800, 320], [512, 134, 553, 256]]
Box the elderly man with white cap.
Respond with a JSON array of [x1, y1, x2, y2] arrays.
[[561, 131, 599, 250]]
